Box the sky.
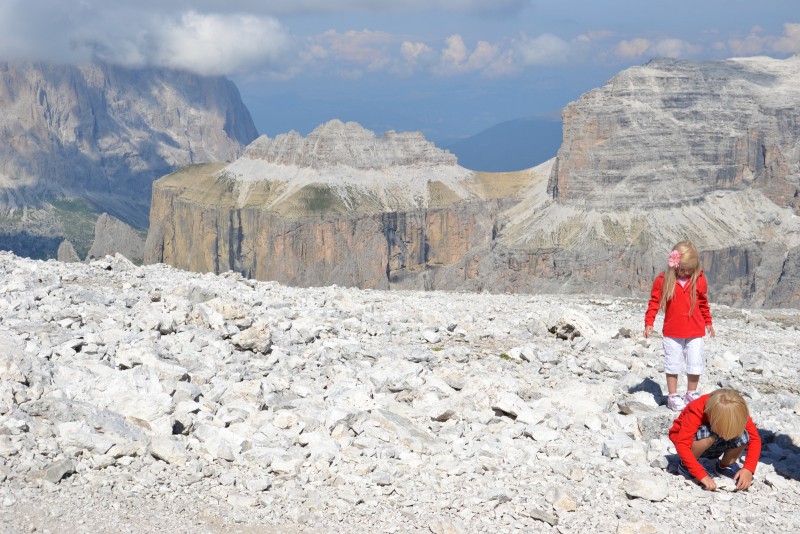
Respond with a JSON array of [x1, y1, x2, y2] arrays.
[[1, 1, 799, 143]]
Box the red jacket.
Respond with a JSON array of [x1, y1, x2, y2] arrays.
[[644, 271, 712, 338], [669, 394, 761, 480]]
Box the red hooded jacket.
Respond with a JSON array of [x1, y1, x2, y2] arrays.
[[644, 270, 712, 338], [669, 393, 761, 480]]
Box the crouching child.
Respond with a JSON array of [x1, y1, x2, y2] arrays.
[[669, 388, 761, 491]]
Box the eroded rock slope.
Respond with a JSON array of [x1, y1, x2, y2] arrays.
[[0, 61, 257, 258]]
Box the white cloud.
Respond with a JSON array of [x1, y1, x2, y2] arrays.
[[773, 22, 800, 54], [151, 13, 290, 75], [0, 1, 292, 76], [577, 30, 615, 44], [400, 41, 433, 63], [441, 35, 469, 67], [728, 28, 772, 56], [723, 24, 800, 57], [469, 41, 500, 69], [614, 36, 699, 60], [517, 34, 572, 66], [310, 29, 394, 71], [168, 0, 527, 16], [437, 35, 501, 75], [482, 49, 518, 77], [650, 38, 700, 58], [616, 38, 653, 58]]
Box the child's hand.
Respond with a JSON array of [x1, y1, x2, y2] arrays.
[[699, 476, 717, 491], [643, 325, 654, 338], [734, 468, 753, 491], [706, 325, 715, 337]]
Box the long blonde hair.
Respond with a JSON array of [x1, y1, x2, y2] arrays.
[[659, 240, 701, 314]]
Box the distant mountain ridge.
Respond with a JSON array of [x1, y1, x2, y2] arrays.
[[0, 61, 257, 258], [146, 56, 800, 308], [443, 116, 562, 172], [145, 120, 530, 286]]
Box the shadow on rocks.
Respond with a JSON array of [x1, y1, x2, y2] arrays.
[[666, 431, 800, 484], [757, 429, 800, 481], [627, 377, 666, 406]]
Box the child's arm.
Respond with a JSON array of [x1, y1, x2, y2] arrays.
[[643, 275, 663, 337], [669, 411, 710, 482], [697, 275, 714, 336], [728, 418, 761, 490]]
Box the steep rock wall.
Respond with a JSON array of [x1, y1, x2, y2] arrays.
[[547, 56, 800, 212], [145, 164, 514, 290], [146, 58, 800, 310], [0, 61, 257, 258]]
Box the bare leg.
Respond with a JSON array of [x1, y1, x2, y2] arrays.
[[666, 374, 679, 395], [690, 437, 716, 459], [719, 445, 745, 467], [687, 374, 700, 392]]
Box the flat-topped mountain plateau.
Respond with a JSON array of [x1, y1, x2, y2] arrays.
[[147, 57, 800, 309]]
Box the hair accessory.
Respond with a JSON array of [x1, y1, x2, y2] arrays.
[[667, 250, 682, 269]]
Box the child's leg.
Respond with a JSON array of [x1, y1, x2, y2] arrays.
[[666, 374, 679, 395], [719, 445, 745, 467], [691, 436, 716, 458], [684, 337, 705, 392], [663, 337, 684, 395], [687, 374, 700, 391]]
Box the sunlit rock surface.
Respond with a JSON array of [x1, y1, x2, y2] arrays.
[[0, 251, 799, 532]]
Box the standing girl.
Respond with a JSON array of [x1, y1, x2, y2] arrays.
[[644, 241, 715, 411]]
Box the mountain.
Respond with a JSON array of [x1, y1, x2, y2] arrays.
[[145, 119, 529, 288], [145, 56, 800, 308], [484, 56, 800, 308], [443, 116, 562, 172], [0, 61, 258, 259]]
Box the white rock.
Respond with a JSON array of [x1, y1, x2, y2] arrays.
[[149, 436, 189, 465], [602, 433, 635, 458], [618, 391, 660, 414], [624, 475, 669, 501]]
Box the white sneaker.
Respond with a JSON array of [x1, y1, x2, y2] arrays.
[[667, 394, 686, 411], [684, 390, 702, 404]]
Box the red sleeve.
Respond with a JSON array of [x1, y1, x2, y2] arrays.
[[742, 418, 761, 474], [696, 274, 713, 326], [644, 275, 663, 327], [669, 403, 709, 480]]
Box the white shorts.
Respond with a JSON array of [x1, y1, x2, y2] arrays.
[[663, 336, 705, 375]]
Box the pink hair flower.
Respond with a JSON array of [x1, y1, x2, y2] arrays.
[[667, 250, 682, 269]]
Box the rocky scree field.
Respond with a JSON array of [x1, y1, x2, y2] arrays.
[[0, 252, 799, 533]]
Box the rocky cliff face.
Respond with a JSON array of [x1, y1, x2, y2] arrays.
[[147, 57, 800, 308], [0, 61, 257, 258], [145, 121, 529, 289], [547, 56, 800, 212], [464, 55, 800, 308]]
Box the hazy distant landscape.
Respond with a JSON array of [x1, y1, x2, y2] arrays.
[[1, 2, 799, 532], [442, 116, 563, 172]]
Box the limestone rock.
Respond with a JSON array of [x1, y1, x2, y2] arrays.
[[149, 437, 190, 465], [494, 56, 800, 309], [624, 475, 669, 501], [0, 61, 256, 259], [144, 120, 527, 291], [145, 69, 800, 308], [0, 248, 799, 532], [33, 459, 76, 484], [85, 214, 146, 264], [57, 240, 81, 263]]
